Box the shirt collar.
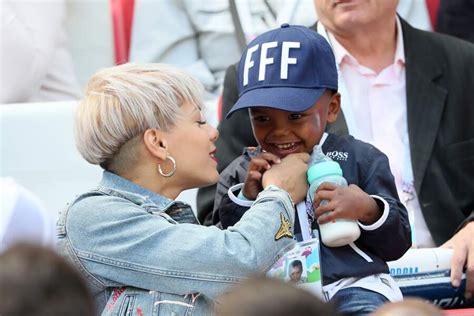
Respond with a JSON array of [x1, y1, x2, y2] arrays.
[[327, 16, 405, 69], [393, 16, 405, 66], [100, 170, 174, 209]]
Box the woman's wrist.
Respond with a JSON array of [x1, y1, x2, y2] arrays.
[[262, 176, 282, 189]]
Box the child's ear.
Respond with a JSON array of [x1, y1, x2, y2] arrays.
[[327, 92, 341, 123], [143, 128, 168, 161]]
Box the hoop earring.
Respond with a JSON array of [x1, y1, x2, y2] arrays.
[[158, 155, 176, 178], [158, 155, 176, 177]]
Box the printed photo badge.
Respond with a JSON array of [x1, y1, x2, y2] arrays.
[[267, 231, 323, 298]]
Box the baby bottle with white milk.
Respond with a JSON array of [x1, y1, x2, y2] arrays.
[[307, 145, 361, 247]]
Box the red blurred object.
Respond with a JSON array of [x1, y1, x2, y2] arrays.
[[443, 308, 474, 316], [217, 94, 223, 122], [110, 0, 135, 65], [426, 0, 440, 30]]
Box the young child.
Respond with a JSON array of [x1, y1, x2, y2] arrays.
[[213, 24, 412, 315]]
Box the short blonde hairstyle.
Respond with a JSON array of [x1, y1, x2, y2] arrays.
[[74, 63, 204, 167]]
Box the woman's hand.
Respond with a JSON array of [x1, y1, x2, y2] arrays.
[[262, 153, 309, 203], [314, 183, 381, 225], [242, 152, 281, 200]]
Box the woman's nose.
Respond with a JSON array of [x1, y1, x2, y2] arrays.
[[209, 126, 219, 142]]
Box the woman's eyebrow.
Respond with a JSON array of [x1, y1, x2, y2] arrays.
[[184, 104, 202, 117]]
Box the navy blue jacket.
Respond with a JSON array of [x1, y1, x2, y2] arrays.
[[215, 134, 411, 285]]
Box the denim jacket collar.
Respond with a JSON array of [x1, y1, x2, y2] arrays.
[[100, 170, 174, 210]]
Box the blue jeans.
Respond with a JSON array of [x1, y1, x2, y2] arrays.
[[331, 287, 389, 316]]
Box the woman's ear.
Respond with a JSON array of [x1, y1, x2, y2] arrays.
[[327, 92, 341, 123], [143, 129, 168, 161]]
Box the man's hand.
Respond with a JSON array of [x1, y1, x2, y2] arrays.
[[314, 183, 381, 225], [242, 152, 281, 200], [441, 221, 474, 300], [262, 153, 309, 203]]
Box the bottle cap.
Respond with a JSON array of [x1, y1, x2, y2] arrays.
[[307, 161, 343, 184]]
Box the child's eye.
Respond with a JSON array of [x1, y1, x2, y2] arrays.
[[288, 113, 302, 120], [196, 120, 207, 126], [251, 116, 269, 122]]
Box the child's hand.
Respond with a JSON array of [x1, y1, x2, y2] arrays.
[[242, 152, 281, 200], [262, 153, 310, 203], [313, 183, 382, 225]]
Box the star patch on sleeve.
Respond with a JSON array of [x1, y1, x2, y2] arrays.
[[275, 213, 293, 241]]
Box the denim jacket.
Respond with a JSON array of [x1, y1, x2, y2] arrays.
[[57, 171, 296, 315]]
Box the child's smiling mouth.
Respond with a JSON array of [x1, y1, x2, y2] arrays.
[[268, 142, 303, 157]]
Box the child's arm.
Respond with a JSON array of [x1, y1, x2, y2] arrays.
[[241, 152, 281, 200], [212, 151, 279, 225], [212, 155, 249, 226], [217, 152, 281, 228], [351, 146, 411, 261], [218, 153, 308, 229], [218, 191, 252, 229], [314, 183, 382, 225], [314, 145, 411, 261]]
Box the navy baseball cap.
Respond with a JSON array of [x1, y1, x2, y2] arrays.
[[226, 24, 338, 118]]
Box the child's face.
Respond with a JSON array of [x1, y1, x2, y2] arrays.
[[249, 91, 339, 158]]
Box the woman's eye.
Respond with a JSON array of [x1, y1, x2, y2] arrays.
[[197, 120, 207, 126], [289, 113, 302, 120]]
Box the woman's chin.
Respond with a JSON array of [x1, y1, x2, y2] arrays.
[[187, 173, 219, 190], [205, 172, 220, 186]]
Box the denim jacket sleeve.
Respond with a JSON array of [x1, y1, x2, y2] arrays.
[[64, 186, 296, 300]]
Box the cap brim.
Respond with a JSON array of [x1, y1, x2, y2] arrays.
[[226, 86, 326, 118]]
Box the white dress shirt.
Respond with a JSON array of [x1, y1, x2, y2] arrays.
[[320, 18, 435, 248]]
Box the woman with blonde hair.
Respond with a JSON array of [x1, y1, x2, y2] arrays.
[[57, 63, 309, 315]]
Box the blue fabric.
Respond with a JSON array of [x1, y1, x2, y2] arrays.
[[216, 133, 412, 285], [331, 287, 389, 315], [227, 24, 338, 117]]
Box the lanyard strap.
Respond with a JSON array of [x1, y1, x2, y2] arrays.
[[296, 201, 312, 241]]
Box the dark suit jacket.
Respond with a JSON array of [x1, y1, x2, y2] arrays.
[[437, 0, 474, 43], [197, 19, 474, 245]]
